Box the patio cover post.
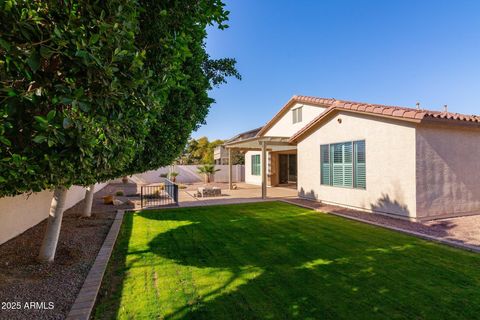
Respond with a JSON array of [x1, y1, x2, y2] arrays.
[[228, 148, 233, 190], [261, 141, 267, 199]]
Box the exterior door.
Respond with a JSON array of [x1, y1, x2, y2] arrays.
[[288, 154, 297, 183], [279, 155, 289, 184], [279, 154, 297, 184]]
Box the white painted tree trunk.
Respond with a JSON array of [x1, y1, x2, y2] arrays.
[[81, 184, 95, 218], [38, 186, 68, 263]]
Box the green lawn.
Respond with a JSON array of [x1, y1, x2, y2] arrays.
[[94, 202, 480, 320]]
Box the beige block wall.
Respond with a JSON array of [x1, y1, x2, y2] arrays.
[[264, 103, 327, 137], [416, 124, 480, 219], [297, 112, 418, 219], [0, 182, 107, 245]]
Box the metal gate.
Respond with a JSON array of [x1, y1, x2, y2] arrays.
[[140, 180, 178, 208]]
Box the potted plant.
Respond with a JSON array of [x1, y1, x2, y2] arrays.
[[197, 164, 220, 183], [102, 195, 114, 204], [169, 172, 179, 182]]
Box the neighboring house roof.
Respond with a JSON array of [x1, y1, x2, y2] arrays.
[[254, 95, 480, 143], [226, 126, 263, 143]]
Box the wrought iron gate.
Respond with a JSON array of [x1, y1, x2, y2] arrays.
[[140, 180, 178, 208]]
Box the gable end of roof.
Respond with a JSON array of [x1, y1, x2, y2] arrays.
[[256, 95, 334, 137], [287, 95, 480, 143]]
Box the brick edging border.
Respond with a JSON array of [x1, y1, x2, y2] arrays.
[[281, 199, 480, 254], [66, 210, 125, 320]]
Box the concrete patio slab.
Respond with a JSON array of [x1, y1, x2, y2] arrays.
[[177, 182, 297, 207]]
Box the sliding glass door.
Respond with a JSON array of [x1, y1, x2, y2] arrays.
[[279, 154, 297, 184]]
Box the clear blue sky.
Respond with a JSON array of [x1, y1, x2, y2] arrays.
[[193, 0, 480, 140]]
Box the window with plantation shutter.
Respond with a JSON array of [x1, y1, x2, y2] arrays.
[[331, 143, 343, 186], [251, 154, 261, 176], [331, 142, 352, 187], [354, 141, 366, 189], [320, 145, 330, 185], [320, 140, 365, 189]]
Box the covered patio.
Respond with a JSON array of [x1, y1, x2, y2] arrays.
[[177, 182, 297, 207], [225, 136, 298, 199]]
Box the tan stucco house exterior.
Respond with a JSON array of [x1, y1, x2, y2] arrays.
[[225, 95, 480, 221]]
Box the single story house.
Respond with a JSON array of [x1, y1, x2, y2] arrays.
[[225, 95, 480, 221]]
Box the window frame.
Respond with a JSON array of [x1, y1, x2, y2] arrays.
[[320, 140, 366, 190], [353, 140, 366, 189], [251, 154, 261, 176], [292, 106, 303, 124]]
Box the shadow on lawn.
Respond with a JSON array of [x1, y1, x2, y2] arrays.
[[131, 203, 479, 320], [98, 203, 480, 320]]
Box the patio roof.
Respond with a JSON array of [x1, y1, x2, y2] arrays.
[[224, 136, 296, 152], [225, 136, 296, 200]]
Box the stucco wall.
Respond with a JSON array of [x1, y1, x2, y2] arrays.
[[297, 111, 417, 219], [0, 182, 107, 245], [416, 124, 480, 219], [264, 103, 327, 137], [126, 165, 245, 184]]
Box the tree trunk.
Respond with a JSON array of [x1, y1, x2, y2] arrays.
[[38, 186, 68, 263], [205, 174, 210, 183], [81, 184, 95, 218]]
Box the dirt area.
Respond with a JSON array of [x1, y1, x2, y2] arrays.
[[287, 198, 480, 249], [0, 183, 135, 320]]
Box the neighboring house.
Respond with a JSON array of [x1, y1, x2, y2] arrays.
[[213, 145, 229, 165], [214, 127, 263, 165], [225, 95, 480, 221]]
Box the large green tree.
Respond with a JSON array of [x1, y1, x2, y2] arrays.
[[0, 0, 239, 262], [179, 136, 244, 165], [122, 0, 240, 175], [180, 137, 224, 164]]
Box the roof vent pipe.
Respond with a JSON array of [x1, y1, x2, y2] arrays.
[[444, 105, 448, 113], [416, 102, 420, 110]]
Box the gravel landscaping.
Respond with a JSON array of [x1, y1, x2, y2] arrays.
[[286, 198, 480, 249], [0, 184, 135, 320]]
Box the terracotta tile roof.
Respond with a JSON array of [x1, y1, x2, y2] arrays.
[[284, 95, 480, 142], [293, 95, 480, 122]]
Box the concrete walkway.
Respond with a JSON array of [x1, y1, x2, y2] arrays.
[[93, 182, 297, 210]]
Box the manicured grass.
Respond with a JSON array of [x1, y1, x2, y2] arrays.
[[95, 202, 480, 319]]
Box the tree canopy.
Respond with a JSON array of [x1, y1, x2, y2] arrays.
[[0, 0, 240, 197], [179, 136, 244, 165]]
